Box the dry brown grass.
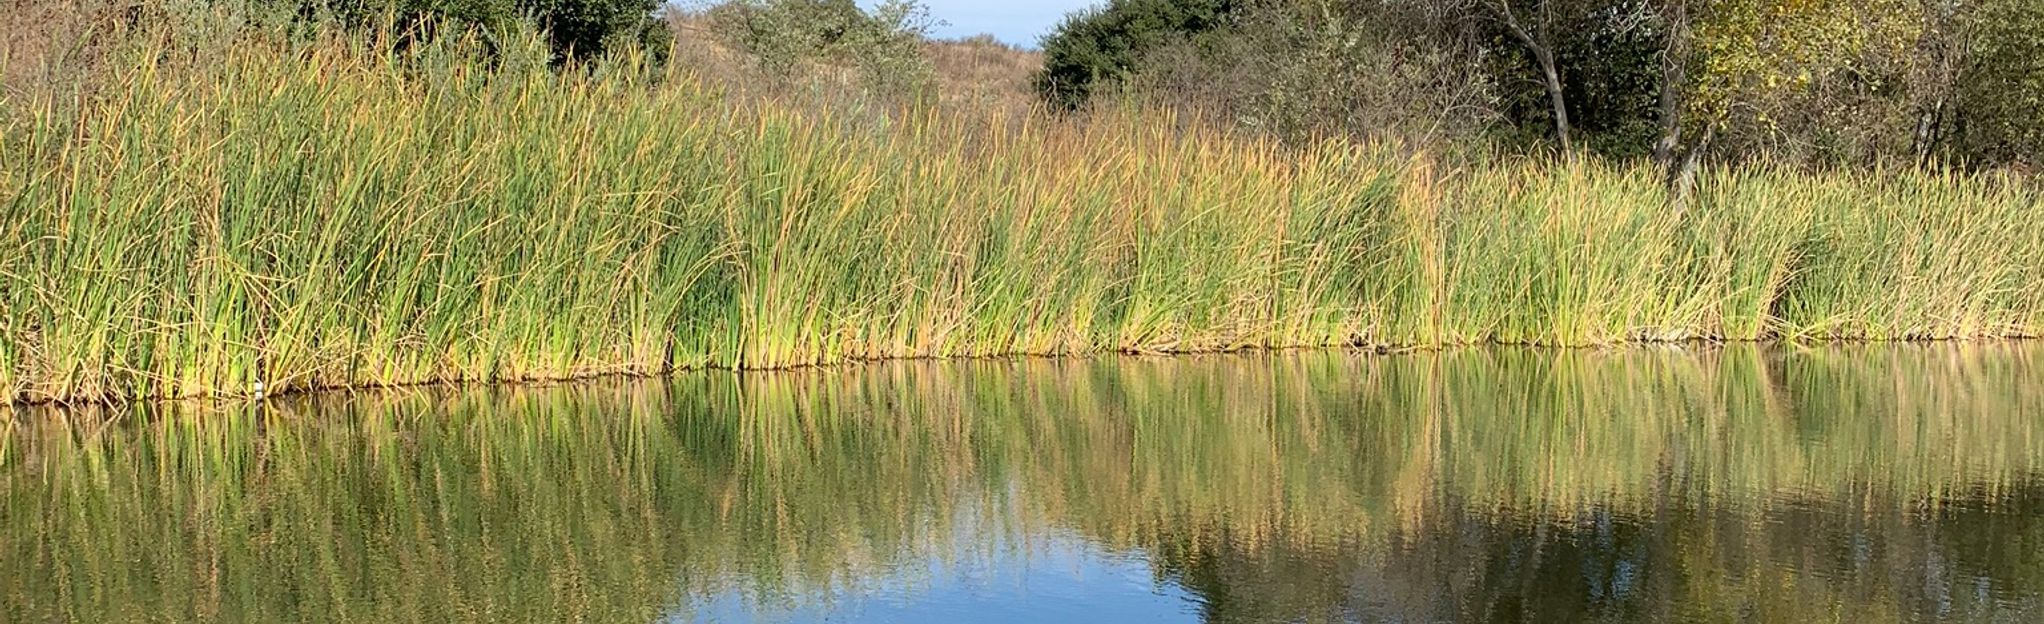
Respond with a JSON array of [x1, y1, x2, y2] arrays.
[[1, 0, 122, 101], [662, 12, 1040, 114], [663, 12, 750, 81], [924, 34, 1039, 113]]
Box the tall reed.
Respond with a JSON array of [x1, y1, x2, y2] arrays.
[[3, 31, 2040, 404]]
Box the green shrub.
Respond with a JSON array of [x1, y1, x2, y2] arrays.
[[1954, 0, 2044, 167], [1034, 0, 1238, 111], [198, 0, 668, 62]]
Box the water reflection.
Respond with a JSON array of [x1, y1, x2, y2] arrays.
[[4, 345, 2043, 622]]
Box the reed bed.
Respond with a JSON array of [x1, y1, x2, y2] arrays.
[[4, 33, 2042, 404]]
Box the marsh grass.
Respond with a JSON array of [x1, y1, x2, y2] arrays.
[[3, 30, 2041, 404]]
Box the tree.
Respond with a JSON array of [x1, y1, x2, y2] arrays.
[[1478, 0, 1581, 155], [1681, 0, 1919, 154], [1952, 0, 2044, 166], [519, 0, 670, 63], [1034, 0, 1239, 111], [1027, 0, 2042, 169], [256, 0, 668, 62]]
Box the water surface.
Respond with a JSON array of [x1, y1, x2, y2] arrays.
[[5, 346, 2044, 622]]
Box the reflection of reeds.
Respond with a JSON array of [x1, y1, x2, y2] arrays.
[[6, 32, 2044, 405], [5, 345, 2043, 620], [1, 383, 1020, 621]]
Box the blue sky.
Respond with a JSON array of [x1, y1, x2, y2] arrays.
[[873, 1, 1103, 47]]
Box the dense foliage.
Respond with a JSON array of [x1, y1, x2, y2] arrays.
[[1034, 0, 1238, 110], [181, 0, 669, 61], [4, 32, 2042, 405], [1038, 0, 2044, 169], [1955, 0, 2044, 165]]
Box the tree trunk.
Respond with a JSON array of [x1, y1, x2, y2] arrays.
[[1653, 2, 1689, 169], [1492, 1, 1573, 157], [1535, 49, 1574, 157], [1911, 98, 1945, 164], [1668, 122, 1715, 215], [1653, 86, 1681, 168]]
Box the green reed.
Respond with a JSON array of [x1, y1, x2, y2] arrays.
[[3, 31, 2041, 404]]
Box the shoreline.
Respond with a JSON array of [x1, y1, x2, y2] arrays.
[[8, 334, 2038, 411]]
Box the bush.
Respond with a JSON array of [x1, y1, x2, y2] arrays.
[[1954, 0, 2044, 167], [1041, 0, 1496, 147], [212, 0, 668, 62], [1033, 0, 1238, 111], [516, 0, 671, 63], [702, 0, 935, 95]]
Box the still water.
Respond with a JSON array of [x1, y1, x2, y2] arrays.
[[4, 346, 2044, 623]]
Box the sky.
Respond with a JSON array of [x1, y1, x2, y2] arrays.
[[869, 1, 1102, 48]]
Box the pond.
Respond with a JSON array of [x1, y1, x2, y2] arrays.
[[4, 346, 2043, 622]]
